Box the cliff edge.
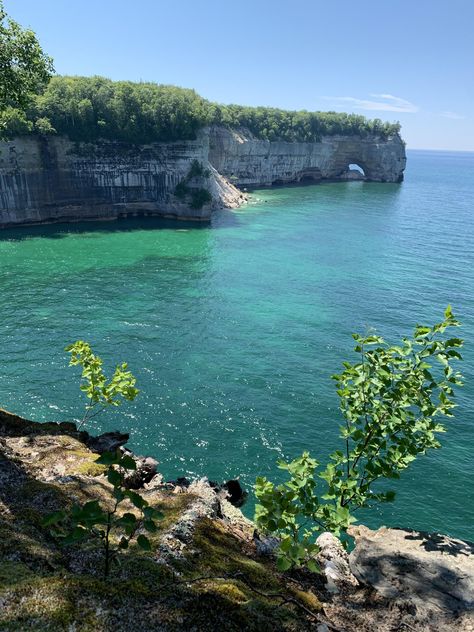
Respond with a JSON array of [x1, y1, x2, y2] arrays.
[[0, 408, 471, 631], [209, 127, 406, 187], [0, 127, 406, 228]]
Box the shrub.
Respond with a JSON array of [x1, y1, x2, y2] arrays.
[[34, 116, 56, 135], [174, 180, 189, 199], [44, 448, 163, 577], [0, 106, 32, 136], [255, 307, 463, 571], [174, 161, 212, 208], [190, 187, 212, 209], [187, 159, 204, 178]]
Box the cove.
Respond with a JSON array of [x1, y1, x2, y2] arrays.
[[0, 149, 473, 541]]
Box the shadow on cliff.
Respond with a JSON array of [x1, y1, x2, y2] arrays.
[[403, 530, 474, 557], [0, 212, 244, 241], [351, 550, 473, 619]]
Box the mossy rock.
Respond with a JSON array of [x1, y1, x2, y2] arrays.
[[0, 561, 37, 588], [0, 417, 319, 630]]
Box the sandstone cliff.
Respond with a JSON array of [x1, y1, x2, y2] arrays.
[[209, 127, 406, 187], [0, 133, 244, 227], [0, 127, 406, 228]]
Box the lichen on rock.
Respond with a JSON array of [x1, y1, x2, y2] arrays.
[[1, 407, 472, 631]]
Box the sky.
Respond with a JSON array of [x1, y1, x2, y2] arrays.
[[5, 0, 474, 150]]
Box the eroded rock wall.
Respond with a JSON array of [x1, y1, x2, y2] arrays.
[[0, 126, 406, 228], [208, 127, 406, 186], [0, 133, 243, 227]]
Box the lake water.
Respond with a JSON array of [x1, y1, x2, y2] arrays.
[[1, 149, 473, 540]]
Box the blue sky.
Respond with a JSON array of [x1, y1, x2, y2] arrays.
[[6, 0, 474, 150]]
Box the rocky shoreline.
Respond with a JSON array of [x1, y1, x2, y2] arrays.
[[0, 407, 472, 631]]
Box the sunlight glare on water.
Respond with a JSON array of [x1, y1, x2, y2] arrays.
[[0, 149, 473, 539]]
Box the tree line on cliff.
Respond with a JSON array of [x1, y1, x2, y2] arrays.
[[2, 75, 402, 144], [1, 1, 401, 146]]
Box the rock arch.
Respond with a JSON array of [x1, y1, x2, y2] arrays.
[[208, 128, 407, 186], [340, 162, 367, 180]]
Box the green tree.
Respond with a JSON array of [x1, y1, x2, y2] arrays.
[[34, 116, 55, 135], [255, 307, 463, 571], [0, 105, 32, 135], [0, 1, 53, 113], [66, 340, 139, 429], [1, 73, 402, 142]]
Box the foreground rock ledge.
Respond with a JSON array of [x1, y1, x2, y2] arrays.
[[347, 525, 474, 631], [0, 407, 472, 631]]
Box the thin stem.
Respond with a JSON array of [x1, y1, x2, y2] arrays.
[[104, 511, 112, 578], [103, 467, 123, 578]]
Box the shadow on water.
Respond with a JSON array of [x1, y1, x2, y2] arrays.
[[0, 209, 244, 242], [0, 179, 405, 243]]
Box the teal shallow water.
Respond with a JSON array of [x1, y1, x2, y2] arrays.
[[0, 149, 473, 540]]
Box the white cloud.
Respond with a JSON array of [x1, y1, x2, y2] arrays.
[[322, 94, 419, 113], [440, 111, 465, 120]]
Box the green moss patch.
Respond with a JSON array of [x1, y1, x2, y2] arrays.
[[0, 421, 320, 630]]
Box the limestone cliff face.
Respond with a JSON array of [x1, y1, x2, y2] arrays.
[[0, 126, 406, 228], [208, 127, 406, 186], [0, 133, 244, 228]]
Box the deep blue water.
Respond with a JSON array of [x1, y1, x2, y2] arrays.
[[0, 149, 473, 540]]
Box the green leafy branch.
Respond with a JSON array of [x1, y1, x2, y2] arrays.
[[255, 306, 463, 571], [66, 340, 139, 429]]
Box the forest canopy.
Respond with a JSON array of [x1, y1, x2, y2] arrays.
[[1, 75, 401, 143]]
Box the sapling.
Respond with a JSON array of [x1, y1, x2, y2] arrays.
[[255, 306, 463, 571], [66, 340, 138, 429], [44, 449, 163, 577]]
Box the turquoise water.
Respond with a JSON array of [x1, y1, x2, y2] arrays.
[[1, 149, 473, 540]]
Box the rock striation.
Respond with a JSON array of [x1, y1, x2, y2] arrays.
[[0, 126, 406, 228], [0, 132, 244, 227], [208, 126, 406, 186]]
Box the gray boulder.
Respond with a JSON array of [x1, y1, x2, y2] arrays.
[[315, 531, 359, 593], [348, 525, 474, 630]]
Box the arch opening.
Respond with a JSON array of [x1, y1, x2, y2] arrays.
[[340, 162, 366, 180], [348, 163, 365, 175]]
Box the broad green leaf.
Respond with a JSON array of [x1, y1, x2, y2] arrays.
[[96, 451, 121, 466], [137, 534, 151, 551], [276, 555, 292, 571]]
